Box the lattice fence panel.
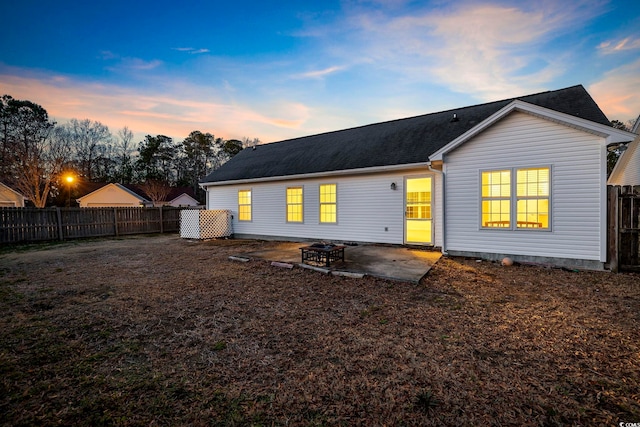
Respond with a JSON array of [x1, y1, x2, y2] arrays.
[[180, 209, 232, 239]]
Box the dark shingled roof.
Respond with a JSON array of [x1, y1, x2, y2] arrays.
[[121, 184, 197, 202], [201, 85, 610, 184]]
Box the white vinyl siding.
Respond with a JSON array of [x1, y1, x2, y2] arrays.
[[207, 170, 443, 246], [445, 111, 606, 262]]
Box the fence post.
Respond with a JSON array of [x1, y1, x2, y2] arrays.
[[56, 207, 64, 241], [113, 208, 119, 237], [608, 185, 619, 273], [159, 207, 164, 234]]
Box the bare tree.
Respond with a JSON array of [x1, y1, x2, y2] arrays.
[[138, 179, 172, 207], [66, 118, 112, 181], [13, 113, 71, 207], [115, 126, 135, 183]]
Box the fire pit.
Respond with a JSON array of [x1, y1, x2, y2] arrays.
[[300, 243, 345, 267]]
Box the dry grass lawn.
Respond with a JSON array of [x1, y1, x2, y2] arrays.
[[1, 234, 639, 426]]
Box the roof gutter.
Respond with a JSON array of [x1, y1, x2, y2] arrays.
[[200, 161, 433, 188]]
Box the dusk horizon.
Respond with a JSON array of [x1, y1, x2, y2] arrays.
[[1, 0, 638, 144]]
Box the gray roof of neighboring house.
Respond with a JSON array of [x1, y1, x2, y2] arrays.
[[201, 85, 611, 184]]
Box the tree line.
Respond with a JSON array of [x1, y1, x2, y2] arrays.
[[0, 94, 259, 207]]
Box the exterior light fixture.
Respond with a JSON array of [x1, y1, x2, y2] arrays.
[[390, 182, 397, 190], [64, 173, 75, 207]]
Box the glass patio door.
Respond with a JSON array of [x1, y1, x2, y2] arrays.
[[404, 177, 433, 244]]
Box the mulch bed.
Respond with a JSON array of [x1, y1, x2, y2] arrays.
[[1, 235, 639, 426]]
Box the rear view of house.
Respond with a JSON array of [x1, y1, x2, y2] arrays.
[[200, 85, 635, 269]]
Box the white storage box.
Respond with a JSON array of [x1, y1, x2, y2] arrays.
[[180, 209, 232, 239]]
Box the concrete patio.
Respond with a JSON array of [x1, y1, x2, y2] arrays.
[[235, 242, 442, 283]]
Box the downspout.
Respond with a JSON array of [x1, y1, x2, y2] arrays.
[[199, 183, 209, 209], [427, 161, 447, 255]]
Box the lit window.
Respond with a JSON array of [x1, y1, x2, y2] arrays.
[[238, 189, 251, 221], [516, 168, 549, 229], [286, 187, 303, 222], [481, 170, 511, 228], [406, 180, 432, 219], [319, 184, 337, 223], [480, 167, 550, 230]]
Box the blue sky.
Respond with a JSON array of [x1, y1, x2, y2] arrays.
[[1, 0, 639, 143]]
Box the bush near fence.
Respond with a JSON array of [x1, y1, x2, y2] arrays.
[[0, 207, 193, 244]]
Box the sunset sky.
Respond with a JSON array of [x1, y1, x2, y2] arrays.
[[1, 0, 639, 144]]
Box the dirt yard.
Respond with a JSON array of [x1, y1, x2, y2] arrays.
[[1, 234, 639, 426]]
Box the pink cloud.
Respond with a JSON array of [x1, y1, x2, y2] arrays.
[[589, 59, 640, 122], [0, 70, 312, 142], [598, 37, 640, 54]]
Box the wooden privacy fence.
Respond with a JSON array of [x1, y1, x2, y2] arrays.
[[0, 207, 189, 244], [608, 185, 640, 272]]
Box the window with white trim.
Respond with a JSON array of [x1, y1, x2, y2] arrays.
[[516, 168, 549, 229], [286, 187, 303, 222], [481, 167, 550, 230], [481, 170, 511, 228], [319, 184, 337, 223], [238, 189, 252, 221]]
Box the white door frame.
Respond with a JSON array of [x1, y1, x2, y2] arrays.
[[404, 175, 434, 245]]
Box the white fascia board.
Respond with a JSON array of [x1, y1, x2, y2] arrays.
[[199, 162, 431, 188], [429, 100, 636, 161]]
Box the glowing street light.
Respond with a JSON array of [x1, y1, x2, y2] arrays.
[[64, 174, 74, 208]]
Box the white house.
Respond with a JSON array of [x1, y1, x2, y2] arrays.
[[199, 85, 635, 269], [163, 188, 200, 207], [0, 182, 26, 207]]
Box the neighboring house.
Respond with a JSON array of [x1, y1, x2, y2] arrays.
[[199, 85, 635, 269], [77, 183, 200, 208], [0, 182, 26, 207], [77, 183, 149, 207], [160, 187, 200, 207], [608, 115, 640, 186]]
